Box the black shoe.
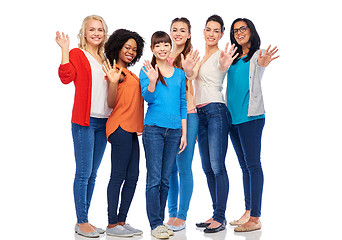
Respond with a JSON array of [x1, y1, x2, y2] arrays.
[[196, 222, 210, 228], [204, 223, 226, 233]]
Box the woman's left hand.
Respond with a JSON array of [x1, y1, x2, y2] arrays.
[[102, 59, 123, 84], [182, 49, 200, 74], [219, 43, 239, 71], [178, 135, 187, 154], [257, 45, 279, 67]]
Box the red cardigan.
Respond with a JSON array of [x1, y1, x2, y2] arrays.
[[58, 48, 93, 126]]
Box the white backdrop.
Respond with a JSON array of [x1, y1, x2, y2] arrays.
[[1, 0, 341, 239]]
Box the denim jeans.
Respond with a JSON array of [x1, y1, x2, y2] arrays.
[[72, 117, 108, 223], [197, 103, 231, 224], [230, 118, 265, 217], [168, 113, 198, 221], [143, 125, 182, 230], [107, 126, 140, 224]]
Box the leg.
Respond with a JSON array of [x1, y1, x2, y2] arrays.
[[176, 113, 198, 222], [167, 161, 179, 221], [107, 126, 133, 225], [118, 132, 140, 223], [143, 126, 165, 230]]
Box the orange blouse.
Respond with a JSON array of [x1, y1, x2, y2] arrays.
[[106, 66, 144, 139]]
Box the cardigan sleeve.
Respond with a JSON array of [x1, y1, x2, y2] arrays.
[[58, 48, 80, 84]]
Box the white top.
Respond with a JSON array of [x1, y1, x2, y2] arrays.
[[194, 50, 227, 106], [83, 50, 112, 118]]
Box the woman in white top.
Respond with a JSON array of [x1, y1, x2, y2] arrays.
[[56, 15, 110, 238], [194, 14, 238, 234]]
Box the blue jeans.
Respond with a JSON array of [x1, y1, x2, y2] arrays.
[[72, 117, 107, 223], [143, 125, 182, 230], [230, 118, 265, 217], [107, 126, 140, 224], [168, 113, 198, 221], [197, 103, 231, 224]]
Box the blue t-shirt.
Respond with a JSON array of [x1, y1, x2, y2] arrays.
[[227, 56, 265, 125], [140, 67, 187, 129]]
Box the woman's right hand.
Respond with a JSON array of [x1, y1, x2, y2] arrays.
[[55, 31, 69, 50], [142, 60, 158, 83], [102, 59, 123, 84]]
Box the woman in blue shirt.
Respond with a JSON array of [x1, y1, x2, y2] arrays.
[[140, 31, 192, 239], [227, 18, 279, 232]]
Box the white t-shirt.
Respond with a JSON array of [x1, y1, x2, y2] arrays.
[[83, 50, 112, 118]]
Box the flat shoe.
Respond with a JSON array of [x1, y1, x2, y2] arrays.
[[234, 220, 262, 232], [196, 222, 210, 228], [204, 223, 226, 233], [74, 224, 100, 238], [229, 218, 249, 226], [168, 222, 186, 232]]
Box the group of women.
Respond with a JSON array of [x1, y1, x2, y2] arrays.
[[56, 13, 279, 239]]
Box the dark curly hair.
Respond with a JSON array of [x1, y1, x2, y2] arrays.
[[105, 29, 145, 67]]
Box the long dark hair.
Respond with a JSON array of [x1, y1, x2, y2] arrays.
[[170, 17, 192, 69], [150, 31, 172, 86], [230, 18, 260, 65], [105, 28, 144, 67]]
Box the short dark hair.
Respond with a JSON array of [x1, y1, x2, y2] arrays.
[[230, 18, 261, 64], [206, 14, 225, 32], [105, 29, 145, 67]]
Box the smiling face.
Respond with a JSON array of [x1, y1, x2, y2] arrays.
[[233, 21, 251, 48], [204, 20, 224, 46], [84, 19, 105, 48], [152, 41, 172, 60], [118, 38, 137, 67], [170, 21, 190, 47]]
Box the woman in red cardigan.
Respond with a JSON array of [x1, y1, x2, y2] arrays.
[[56, 15, 113, 238]]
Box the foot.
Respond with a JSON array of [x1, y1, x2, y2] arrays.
[[234, 217, 261, 232], [230, 210, 250, 226], [196, 217, 213, 227], [207, 220, 222, 229], [167, 217, 176, 225], [204, 221, 226, 234], [78, 223, 96, 233], [89, 223, 105, 234], [170, 218, 185, 227]]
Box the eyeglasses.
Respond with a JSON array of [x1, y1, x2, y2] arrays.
[[232, 26, 248, 35]]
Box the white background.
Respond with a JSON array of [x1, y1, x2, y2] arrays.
[[1, 0, 341, 239]]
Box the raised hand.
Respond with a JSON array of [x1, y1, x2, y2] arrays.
[[181, 49, 200, 76], [257, 45, 279, 67], [102, 59, 123, 84], [219, 43, 239, 71], [142, 60, 159, 83], [55, 31, 69, 50]]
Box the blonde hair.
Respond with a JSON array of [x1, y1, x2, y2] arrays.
[[78, 15, 108, 60]]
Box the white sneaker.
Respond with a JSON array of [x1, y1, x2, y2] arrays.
[[163, 223, 174, 236], [106, 225, 134, 237], [151, 225, 169, 239], [122, 223, 143, 235]]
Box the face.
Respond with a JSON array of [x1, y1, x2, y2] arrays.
[[170, 21, 190, 47], [233, 21, 251, 47], [152, 42, 172, 60], [203, 21, 223, 46], [118, 38, 137, 65], [84, 19, 105, 47]]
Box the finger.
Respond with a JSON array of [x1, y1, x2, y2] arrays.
[[270, 46, 277, 53], [62, 32, 66, 39], [118, 67, 123, 76], [56, 31, 61, 39], [112, 59, 116, 69], [271, 55, 280, 61], [270, 48, 279, 56], [233, 53, 239, 60], [154, 64, 158, 72], [193, 49, 199, 60], [181, 53, 185, 63], [265, 45, 271, 54], [224, 42, 229, 53], [258, 50, 262, 59]]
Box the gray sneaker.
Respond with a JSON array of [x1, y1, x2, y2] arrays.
[[74, 224, 100, 238], [106, 225, 134, 237], [122, 223, 143, 235]]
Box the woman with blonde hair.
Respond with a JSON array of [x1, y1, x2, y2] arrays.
[[56, 15, 109, 238]]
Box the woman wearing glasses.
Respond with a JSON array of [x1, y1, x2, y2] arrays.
[[227, 18, 279, 232]]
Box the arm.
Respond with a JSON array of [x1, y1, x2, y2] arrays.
[[140, 60, 158, 102], [178, 118, 187, 154], [102, 59, 123, 108], [56, 31, 70, 65]]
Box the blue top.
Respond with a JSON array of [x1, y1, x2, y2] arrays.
[[227, 56, 265, 125], [140, 67, 187, 129]]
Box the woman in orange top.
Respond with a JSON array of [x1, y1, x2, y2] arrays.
[[102, 29, 145, 237]]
